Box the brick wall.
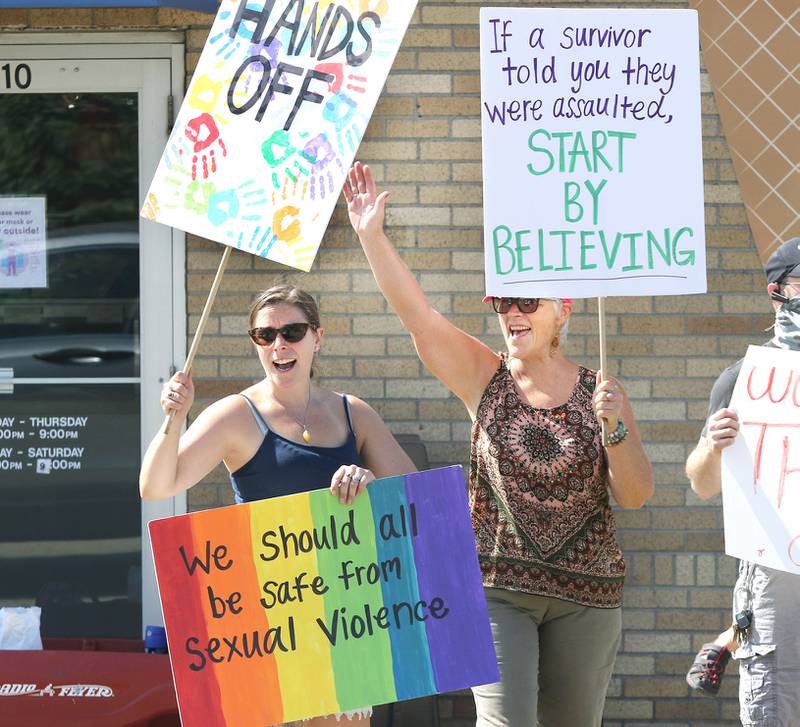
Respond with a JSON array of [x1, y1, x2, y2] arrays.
[[2, 2, 776, 724]]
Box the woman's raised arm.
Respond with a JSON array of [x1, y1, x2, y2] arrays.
[[344, 162, 498, 413]]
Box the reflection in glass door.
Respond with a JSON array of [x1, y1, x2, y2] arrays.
[[0, 48, 179, 638]]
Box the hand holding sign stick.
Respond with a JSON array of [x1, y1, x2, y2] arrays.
[[163, 246, 231, 435], [593, 298, 628, 446], [597, 297, 613, 445]]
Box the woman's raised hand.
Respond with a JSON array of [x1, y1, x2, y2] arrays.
[[161, 370, 194, 419], [330, 464, 376, 505], [343, 161, 389, 240]]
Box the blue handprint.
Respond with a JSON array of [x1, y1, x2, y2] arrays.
[[323, 91, 369, 157], [207, 180, 267, 226], [209, 9, 246, 60], [234, 225, 278, 257], [163, 130, 192, 172]]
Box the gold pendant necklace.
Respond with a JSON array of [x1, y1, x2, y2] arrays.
[[288, 388, 313, 443]]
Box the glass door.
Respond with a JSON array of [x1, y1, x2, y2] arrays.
[[0, 41, 181, 638]]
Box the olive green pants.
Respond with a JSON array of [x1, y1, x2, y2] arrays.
[[472, 588, 621, 727]]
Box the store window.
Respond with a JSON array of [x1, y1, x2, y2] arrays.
[[0, 37, 184, 638]]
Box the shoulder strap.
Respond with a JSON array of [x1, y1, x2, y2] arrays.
[[238, 393, 269, 436], [341, 394, 356, 436]]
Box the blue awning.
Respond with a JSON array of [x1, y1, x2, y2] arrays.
[[5, 0, 217, 11]]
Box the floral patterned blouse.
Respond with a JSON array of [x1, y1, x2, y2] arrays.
[[469, 354, 625, 608]]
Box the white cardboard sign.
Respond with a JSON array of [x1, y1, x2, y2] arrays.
[[142, 0, 417, 272], [722, 345, 800, 574], [479, 8, 706, 299]]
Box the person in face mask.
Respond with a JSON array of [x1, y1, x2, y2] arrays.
[[684, 237, 800, 726], [768, 242, 800, 349]]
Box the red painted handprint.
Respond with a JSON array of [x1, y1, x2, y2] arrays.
[[184, 113, 228, 180]]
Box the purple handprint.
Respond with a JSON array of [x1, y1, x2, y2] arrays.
[[301, 133, 344, 201]]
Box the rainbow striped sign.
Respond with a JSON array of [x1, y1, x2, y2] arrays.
[[149, 465, 498, 726]]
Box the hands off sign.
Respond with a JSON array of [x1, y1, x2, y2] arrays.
[[149, 466, 499, 726], [480, 9, 706, 298], [723, 346, 800, 574], [142, 0, 416, 272]]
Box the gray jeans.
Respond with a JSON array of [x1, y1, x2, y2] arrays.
[[472, 587, 621, 727], [734, 563, 800, 727]]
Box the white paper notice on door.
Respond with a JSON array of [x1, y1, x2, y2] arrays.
[[0, 196, 47, 289], [722, 345, 800, 574]]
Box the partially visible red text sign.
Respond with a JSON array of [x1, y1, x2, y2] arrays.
[[723, 345, 800, 573]]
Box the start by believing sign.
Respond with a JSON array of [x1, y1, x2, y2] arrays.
[[479, 8, 706, 299]]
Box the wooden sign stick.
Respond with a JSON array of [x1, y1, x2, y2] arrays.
[[163, 246, 232, 435], [597, 296, 610, 446]]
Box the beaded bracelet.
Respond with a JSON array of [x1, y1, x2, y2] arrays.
[[606, 419, 629, 447]]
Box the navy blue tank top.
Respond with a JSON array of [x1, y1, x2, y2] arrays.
[[229, 393, 362, 503]]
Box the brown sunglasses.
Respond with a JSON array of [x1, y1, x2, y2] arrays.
[[248, 322, 313, 346], [490, 297, 541, 314]]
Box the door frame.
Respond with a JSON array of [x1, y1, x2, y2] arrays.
[[0, 32, 188, 634]]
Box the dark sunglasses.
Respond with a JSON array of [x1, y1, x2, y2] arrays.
[[491, 297, 541, 314], [248, 322, 314, 346]]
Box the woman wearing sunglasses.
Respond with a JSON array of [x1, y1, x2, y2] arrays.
[[344, 162, 653, 727], [140, 284, 415, 727]]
